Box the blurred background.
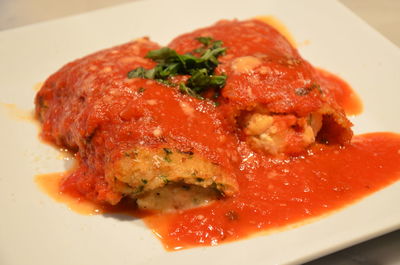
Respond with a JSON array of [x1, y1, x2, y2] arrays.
[[0, 0, 399, 264], [0, 0, 399, 47]]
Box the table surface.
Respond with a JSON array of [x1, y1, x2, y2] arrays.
[[0, 0, 399, 264]]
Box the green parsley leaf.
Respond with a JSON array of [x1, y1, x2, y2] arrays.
[[179, 83, 204, 100], [137, 87, 146, 93], [163, 148, 173, 162], [146, 47, 179, 63], [127, 37, 227, 101], [159, 175, 170, 184], [196, 36, 213, 46]]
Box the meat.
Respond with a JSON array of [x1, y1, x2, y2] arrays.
[[35, 19, 354, 212], [107, 146, 238, 211], [239, 112, 323, 155], [168, 19, 353, 155], [35, 37, 240, 210]]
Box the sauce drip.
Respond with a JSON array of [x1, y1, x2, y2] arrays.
[[143, 132, 400, 250], [0, 102, 34, 121], [316, 69, 363, 115], [36, 173, 148, 217], [36, 133, 400, 250], [255, 16, 297, 48], [33, 18, 396, 251], [35, 173, 103, 215]]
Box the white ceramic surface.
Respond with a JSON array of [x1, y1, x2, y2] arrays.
[[1, 0, 399, 264]]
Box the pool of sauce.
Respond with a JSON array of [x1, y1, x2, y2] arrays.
[[34, 18, 399, 251], [36, 131, 400, 250]]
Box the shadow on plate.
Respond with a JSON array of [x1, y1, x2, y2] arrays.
[[305, 229, 400, 265]]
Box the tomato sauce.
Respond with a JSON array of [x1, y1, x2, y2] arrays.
[[36, 172, 150, 217], [142, 132, 400, 250], [316, 69, 363, 115], [169, 19, 329, 116], [34, 18, 400, 251], [37, 131, 400, 250], [36, 38, 241, 204], [36, 172, 103, 215]]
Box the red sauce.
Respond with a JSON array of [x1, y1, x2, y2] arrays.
[[34, 19, 400, 251], [36, 39, 240, 204], [37, 132, 400, 250], [316, 69, 363, 115], [142, 133, 400, 250], [35, 172, 150, 217]]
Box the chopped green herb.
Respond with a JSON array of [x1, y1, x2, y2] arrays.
[[163, 148, 173, 155], [127, 37, 227, 100], [179, 83, 204, 100], [196, 36, 213, 46], [163, 148, 173, 162], [159, 175, 169, 184], [196, 177, 204, 182], [128, 67, 154, 79], [124, 150, 138, 158], [295, 83, 322, 96], [313, 83, 323, 94], [134, 185, 144, 194], [141, 179, 148, 184], [186, 69, 226, 91], [137, 87, 146, 93], [295, 87, 311, 96]]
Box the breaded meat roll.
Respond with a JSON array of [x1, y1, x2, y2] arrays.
[[169, 19, 353, 155], [36, 38, 239, 211]]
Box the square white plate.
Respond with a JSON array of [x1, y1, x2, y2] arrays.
[[1, 0, 399, 264]]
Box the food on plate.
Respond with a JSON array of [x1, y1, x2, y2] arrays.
[[168, 20, 352, 155], [35, 18, 400, 249], [36, 37, 240, 211]]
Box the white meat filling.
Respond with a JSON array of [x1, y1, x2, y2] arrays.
[[243, 112, 322, 155], [136, 183, 219, 212]]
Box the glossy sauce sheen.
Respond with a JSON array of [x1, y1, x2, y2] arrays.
[[37, 132, 400, 250], [36, 173, 150, 217], [316, 69, 362, 115], [35, 18, 400, 250], [143, 132, 400, 249], [36, 173, 102, 215]]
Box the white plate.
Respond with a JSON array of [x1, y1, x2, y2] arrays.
[[1, 0, 399, 264]]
